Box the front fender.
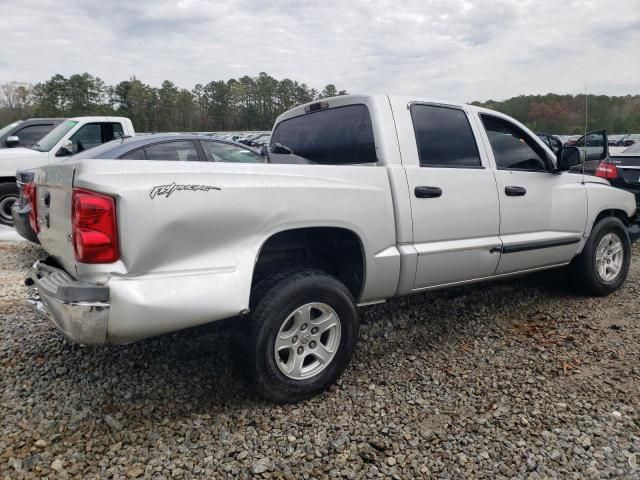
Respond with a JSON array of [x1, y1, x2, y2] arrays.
[[582, 182, 636, 250]]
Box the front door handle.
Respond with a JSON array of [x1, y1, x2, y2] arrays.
[[415, 186, 442, 198], [505, 186, 526, 196]]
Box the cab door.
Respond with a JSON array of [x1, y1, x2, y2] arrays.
[[475, 113, 587, 274], [392, 100, 502, 290]]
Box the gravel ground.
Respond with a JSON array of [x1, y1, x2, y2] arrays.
[[1, 241, 639, 479]]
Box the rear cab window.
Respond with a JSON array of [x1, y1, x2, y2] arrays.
[[120, 148, 146, 160], [143, 141, 200, 161], [201, 141, 264, 163], [410, 104, 481, 168], [269, 104, 377, 165]]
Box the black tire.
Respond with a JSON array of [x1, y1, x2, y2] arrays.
[[569, 216, 631, 296], [242, 268, 358, 403], [0, 182, 19, 227]]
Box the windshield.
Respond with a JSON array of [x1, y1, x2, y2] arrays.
[[30, 120, 78, 152], [623, 142, 640, 154], [0, 120, 22, 138]]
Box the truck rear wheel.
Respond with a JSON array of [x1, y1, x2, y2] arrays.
[[0, 182, 19, 227], [243, 268, 359, 403], [569, 217, 630, 296]]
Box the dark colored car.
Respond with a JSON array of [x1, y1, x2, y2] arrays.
[[536, 133, 563, 153], [566, 131, 640, 210], [0, 118, 65, 148], [12, 134, 265, 243], [599, 141, 640, 209]]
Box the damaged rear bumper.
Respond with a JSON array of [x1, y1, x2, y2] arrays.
[[27, 258, 109, 345]]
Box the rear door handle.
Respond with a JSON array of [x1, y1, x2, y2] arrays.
[[505, 186, 526, 196], [415, 186, 442, 198]]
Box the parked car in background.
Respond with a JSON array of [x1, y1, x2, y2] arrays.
[[247, 133, 271, 147], [12, 134, 264, 241], [26, 94, 638, 402], [0, 118, 65, 149], [595, 141, 640, 210], [622, 142, 640, 155], [536, 133, 563, 153], [608, 135, 625, 147], [0, 116, 134, 226], [563, 135, 581, 146], [238, 132, 270, 146], [252, 136, 271, 149], [568, 130, 610, 175]]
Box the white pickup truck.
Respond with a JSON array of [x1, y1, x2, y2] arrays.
[[27, 95, 638, 402], [0, 116, 134, 226]]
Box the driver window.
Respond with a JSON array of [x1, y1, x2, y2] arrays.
[[69, 123, 102, 153], [481, 115, 548, 171]]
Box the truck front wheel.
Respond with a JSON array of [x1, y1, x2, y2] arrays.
[[0, 183, 19, 227], [569, 217, 631, 296], [243, 268, 359, 403]]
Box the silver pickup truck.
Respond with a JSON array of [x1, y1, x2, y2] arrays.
[[27, 95, 639, 402]]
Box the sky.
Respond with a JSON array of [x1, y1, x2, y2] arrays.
[[1, 0, 639, 103]]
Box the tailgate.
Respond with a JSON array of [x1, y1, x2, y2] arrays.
[[34, 161, 78, 277]]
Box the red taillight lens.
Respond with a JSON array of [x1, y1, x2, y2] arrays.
[[24, 183, 39, 233], [71, 188, 119, 263], [595, 161, 618, 180]]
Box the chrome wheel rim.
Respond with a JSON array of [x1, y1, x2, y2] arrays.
[[595, 232, 624, 282], [274, 302, 341, 380], [0, 194, 17, 223]]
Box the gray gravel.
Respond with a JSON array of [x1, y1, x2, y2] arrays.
[[1, 241, 639, 479]]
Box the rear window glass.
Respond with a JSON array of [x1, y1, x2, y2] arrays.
[[202, 141, 264, 163], [144, 141, 200, 161], [270, 104, 377, 165], [120, 148, 146, 160], [411, 104, 481, 168]]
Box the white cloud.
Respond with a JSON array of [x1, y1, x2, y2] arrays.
[[1, 0, 638, 101]]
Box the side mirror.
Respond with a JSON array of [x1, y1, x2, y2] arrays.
[[55, 139, 74, 157], [5, 135, 19, 147], [556, 146, 585, 171]]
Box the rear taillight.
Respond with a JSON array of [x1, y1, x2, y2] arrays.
[[24, 183, 39, 233], [595, 161, 618, 180], [72, 188, 119, 263]]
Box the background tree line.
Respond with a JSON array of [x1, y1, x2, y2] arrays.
[[1, 73, 639, 133], [0, 72, 346, 132], [472, 94, 640, 134]]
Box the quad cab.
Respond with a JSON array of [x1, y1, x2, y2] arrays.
[[25, 95, 638, 402]]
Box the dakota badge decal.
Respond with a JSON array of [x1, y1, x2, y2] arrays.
[[150, 183, 221, 199]]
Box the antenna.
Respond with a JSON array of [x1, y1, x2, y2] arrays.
[[585, 82, 588, 139], [582, 83, 587, 179]]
